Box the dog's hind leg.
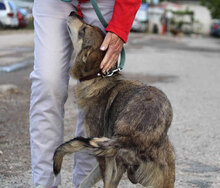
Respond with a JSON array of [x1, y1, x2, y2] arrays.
[[134, 161, 164, 188], [134, 138, 175, 188], [79, 164, 101, 188], [116, 149, 140, 184], [104, 157, 126, 188]]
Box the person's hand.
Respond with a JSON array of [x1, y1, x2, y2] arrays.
[[100, 32, 124, 73]]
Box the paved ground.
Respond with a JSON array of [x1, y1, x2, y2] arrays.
[[0, 30, 220, 188]]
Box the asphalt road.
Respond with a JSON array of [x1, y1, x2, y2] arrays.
[[125, 34, 220, 188], [0, 31, 220, 188]]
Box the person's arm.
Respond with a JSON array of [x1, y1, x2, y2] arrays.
[[106, 0, 142, 43], [100, 0, 142, 73]]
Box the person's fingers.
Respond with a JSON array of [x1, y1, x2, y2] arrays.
[[100, 32, 124, 72], [100, 51, 110, 72], [101, 45, 119, 73], [101, 44, 121, 71], [101, 53, 118, 73], [100, 32, 111, 52], [104, 52, 118, 71], [102, 54, 117, 73]]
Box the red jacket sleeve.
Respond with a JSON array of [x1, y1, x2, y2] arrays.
[[106, 0, 142, 43]]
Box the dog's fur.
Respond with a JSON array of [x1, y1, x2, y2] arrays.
[[53, 13, 175, 188]]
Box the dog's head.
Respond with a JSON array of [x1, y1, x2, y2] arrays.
[[67, 12, 105, 80]]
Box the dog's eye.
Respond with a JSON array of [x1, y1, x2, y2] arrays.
[[79, 26, 86, 38]]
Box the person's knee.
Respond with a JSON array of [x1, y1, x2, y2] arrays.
[[30, 69, 69, 100]]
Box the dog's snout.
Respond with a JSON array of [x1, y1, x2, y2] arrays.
[[69, 11, 75, 17], [69, 11, 83, 21]]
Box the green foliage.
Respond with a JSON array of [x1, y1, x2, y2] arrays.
[[200, 0, 220, 19], [172, 9, 194, 16]]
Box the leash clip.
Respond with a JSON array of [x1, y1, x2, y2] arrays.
[[101, 68, 121, 78]]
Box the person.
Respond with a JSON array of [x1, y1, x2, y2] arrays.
[[29, 0, 141, 187]]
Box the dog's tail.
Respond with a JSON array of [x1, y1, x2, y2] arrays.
[[53, 136, 118, 175]]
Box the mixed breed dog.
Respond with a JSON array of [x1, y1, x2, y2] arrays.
[[53, 12, 175, 188]]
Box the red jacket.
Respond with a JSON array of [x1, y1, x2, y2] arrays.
[[79, 0, 141, 42]]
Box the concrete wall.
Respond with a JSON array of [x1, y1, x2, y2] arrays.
[[181, 4, 212, 34]]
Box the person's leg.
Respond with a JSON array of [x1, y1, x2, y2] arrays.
[[30, 0, 74, 187], [72, 108, 98, 187], [72, 0, 115, 187]]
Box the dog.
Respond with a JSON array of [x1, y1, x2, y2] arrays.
[[53, 12, 175, 188]]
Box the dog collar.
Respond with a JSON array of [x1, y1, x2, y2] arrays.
[[79, 68, 121, 82], [79, 71, 103, 82]]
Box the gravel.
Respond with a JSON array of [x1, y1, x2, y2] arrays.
[[0, 31, 220, 187]]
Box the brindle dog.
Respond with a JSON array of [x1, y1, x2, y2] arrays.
[[53, 12, 175, 188]]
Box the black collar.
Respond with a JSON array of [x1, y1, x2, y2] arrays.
[[79, 71, 104, 82]]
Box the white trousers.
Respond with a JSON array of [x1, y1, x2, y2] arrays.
[[30, 0, 114, 187]]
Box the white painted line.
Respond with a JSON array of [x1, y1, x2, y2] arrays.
[[0, 60, 33, 72]]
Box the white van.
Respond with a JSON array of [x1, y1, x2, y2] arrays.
[[0, 0, 18, 28]]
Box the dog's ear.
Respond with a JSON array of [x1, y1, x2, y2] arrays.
[[84, 49, 104, 72], [82, 49, 92, 64]]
